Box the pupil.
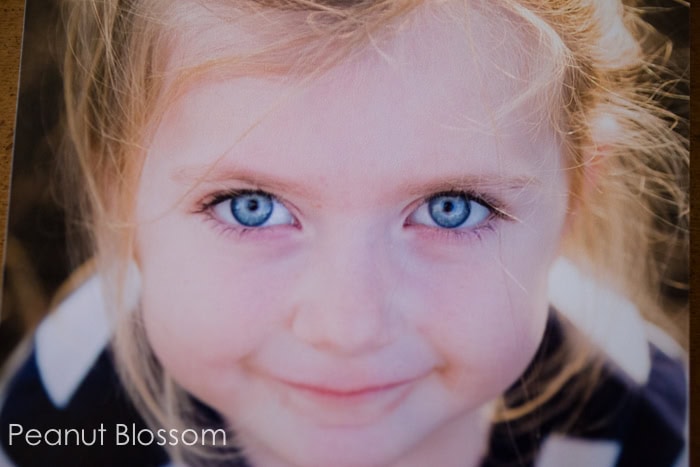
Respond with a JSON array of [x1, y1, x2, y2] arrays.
[[443, 201, 454, 213], [247, 199, 259, 211]]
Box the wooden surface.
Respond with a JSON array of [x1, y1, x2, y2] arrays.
[[0, 0, 25, 304], [689, 3, 699, 467]]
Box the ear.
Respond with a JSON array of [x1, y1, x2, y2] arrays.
[[582, 112, 620, 194], [562, 112, 620, 236]]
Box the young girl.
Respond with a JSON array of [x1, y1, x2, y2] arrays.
[[0, 0, 688, 466]]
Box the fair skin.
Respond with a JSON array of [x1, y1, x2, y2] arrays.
[[135, 3, 570, 467]]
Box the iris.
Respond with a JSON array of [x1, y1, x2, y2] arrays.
[[231, 193, 274, 227], [428, 194, 471, 228]]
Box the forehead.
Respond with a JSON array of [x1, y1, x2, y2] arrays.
[[147, 1, 563, 191], [160, 0, 545, 110]]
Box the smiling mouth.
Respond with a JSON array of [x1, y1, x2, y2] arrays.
[[268, 374, 426, 426], [281, 378, 417, 398]]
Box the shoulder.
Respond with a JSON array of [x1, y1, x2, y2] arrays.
[[0, 271, 169, 467], [484, 311, 687, 467], [533, 335, 687, 467], [535, 258, 688, 467]]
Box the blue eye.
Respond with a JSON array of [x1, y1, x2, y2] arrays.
[[410, 192, 491, 230], [212, 191, 294, 228], [429, 194, 470, 228], [232, 192, 273, 226]]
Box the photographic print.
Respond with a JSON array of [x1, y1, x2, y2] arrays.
[[0, 0, 689, 466]]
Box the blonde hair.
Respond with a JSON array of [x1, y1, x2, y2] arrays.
[[61, 0, 687, 463]]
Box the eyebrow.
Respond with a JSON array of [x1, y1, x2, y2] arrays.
[[172, 164, 541, 198], [400, 174, 541, 196], [172, 165, 318, 198]]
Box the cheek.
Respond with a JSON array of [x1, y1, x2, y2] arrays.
[[419, 277, 548, 407], [424, 265, 547, 354], [406, 232, 556, 398], [136, 221, 296, 396]]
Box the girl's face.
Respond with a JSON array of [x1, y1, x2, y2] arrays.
[[136, 4, 569, 467]]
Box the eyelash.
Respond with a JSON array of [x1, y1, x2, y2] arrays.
[[405, 190, 506, 242], [196, 189, 297, 239], [196, 189, 510, 241]]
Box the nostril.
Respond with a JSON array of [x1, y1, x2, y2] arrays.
[[290, 299, 393, 356], [288, 232, 397, 355]]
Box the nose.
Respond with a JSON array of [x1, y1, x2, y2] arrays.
[[290, 226, 398, 356]]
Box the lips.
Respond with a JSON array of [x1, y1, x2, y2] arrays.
[[264, 373, 428, 427], [280, 377, 420, 398]]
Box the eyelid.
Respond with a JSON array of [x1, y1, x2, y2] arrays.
[[405, 189, 516, 235], [427, 190, 518, 222], [432, 190, 496, 210], [201, 188, 281, 211], [200, 188, 297, 230]]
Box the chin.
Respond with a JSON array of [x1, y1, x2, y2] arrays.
[[273, 442, 402, 467], [237, 419, 421, 467]]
